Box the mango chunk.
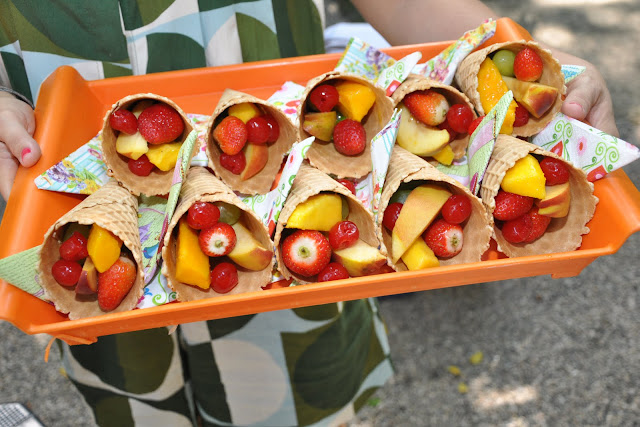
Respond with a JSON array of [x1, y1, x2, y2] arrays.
[[335, 81, 376, 122], [501, 154, 546, 199], [175, 218, 211, 289], [87, 224, 122, 273], [401, 238, 440, 270], [477, 58, 517, 134], [432, 144, 455, 165], [146, 142, 182, 171], [228, 103, 261, 123], [286, 193, 343, 231]]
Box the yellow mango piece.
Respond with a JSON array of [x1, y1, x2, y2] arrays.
[[401, 238, 440, 271], [335, 81, 376, 122], [175, 218, 211, 289], [477, 58, 517, 134], [228, 103, 261, 123], [501, 154, 546, 199], [146, 142, 182, 171], [87, 224, 122, 273], [286, 193, 343, 231], [432, 144, 455, 165]]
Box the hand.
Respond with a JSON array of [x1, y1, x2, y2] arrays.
[[0, 91, 40, 200], [560, 64, 619, 137]]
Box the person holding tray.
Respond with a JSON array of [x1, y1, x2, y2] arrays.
[[0, 1, 620, 426]]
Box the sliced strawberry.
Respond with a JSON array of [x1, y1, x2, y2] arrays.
[[199, 223, 236, 257], [309, 84, 339, 112], [109, 109, 138, 135], [513, 103, 530, 127], [540, 157, 569, 185], [214, 116, 248, 155], [281, 230, 331, 277], [524, 206, 552, 242], [423, 219, 464, 258], [317, 262, 350, 282], [336, 179, 356, 195], [210, 262, 239, 293], [137, 103, 185, 144], [219, 151, 246, 175], [246, 116, 270, 144], [98, 256, 137, 311], [513, 47, 543, 82], [59, 231, 89, 262], [501, 214, 533, 244], [333, 119, 365, 156], [382, 202, 403, 231], [493, 190, 534, 221], [328, 220, 359, 250], [403, 90, 449, 126]]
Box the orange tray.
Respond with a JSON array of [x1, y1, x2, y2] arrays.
[[2, 18, 640, 345]]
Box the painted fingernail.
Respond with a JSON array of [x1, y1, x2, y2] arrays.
[[21, 147, 31, 162]]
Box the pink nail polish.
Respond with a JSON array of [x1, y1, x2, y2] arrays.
[[21, 147, 31, 162]]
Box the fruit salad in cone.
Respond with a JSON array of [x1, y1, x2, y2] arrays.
[[378, 146, 493, 271], [161, 167, 274, 301], [206, 89, 298, 195], [38, 181, 145, 319], [480, 135, 597, 257], [299, 71, 394, 179], [454, 40, 565, 137], [274, 162, 390, 284], [102, 93, 195, 196], [391, 75, 477, 165]]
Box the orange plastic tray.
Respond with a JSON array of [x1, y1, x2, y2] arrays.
[[2, 18, 640, 345]]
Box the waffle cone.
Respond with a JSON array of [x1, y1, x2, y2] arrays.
[[274, 162, 388, 284], [298, 71, 394, 178], [480, 135, 597, 257], [454, 40, 565, 137], [379, 146, 493, 271], [38, 181, 144, 320], [391, 74, 476, 160], [161, 167, 274, 301], [205, 89, 298, 195], [101, 93, 195, 196]]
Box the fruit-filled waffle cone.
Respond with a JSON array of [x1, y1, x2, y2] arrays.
[[102, 93, 195, 196], [274, 162, 389, 284], [379, 146, 493, 271], [38, 180, 144, 320], [161, 167, 274, 301], [481, 135, 597, 257], [454, 40, 565, 137], [391, 74, 476, 161], [299, 71, 394, 179], [206, 89, 298, 195]]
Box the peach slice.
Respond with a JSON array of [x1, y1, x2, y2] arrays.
[[241, 143, 269, 181], [537, 182, 571, 218], [502, 77, 559, 118], [332, 239, 387, 277]]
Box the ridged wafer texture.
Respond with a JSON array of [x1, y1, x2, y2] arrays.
[[454, 40, 565, 137], [392, 74, 476, 159], [205, 89, 298, 195], [480, 135, 597, 257], [274, 162, 389, 284], [101, 93, 195, 196], [298, 71, 394, 179], [161, 167, 274, 301], [38, 180, 144, 320], [378, 146, 493, 271]]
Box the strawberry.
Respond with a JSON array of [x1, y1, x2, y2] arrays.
[[137, 103, 185, 144], [317, 262, 350, 282], [199, 223, 236, 257], [403, 90, 449, 126], [219, 151, 246, 174], [109, 109, 138, 135], [513, 47, 543, 82], [214, 116, 248, 155], [468, 115, 485, 135], [493, 190, 534, 221], [524, 206, 551, 242], [501, 214, 533, 244], [539, 157, 569, 185], [98, 256, 137, 311], [336, 179, 356, 195], [423, 219, 464, 258], [187, 202, 220, 230], [128, 154, 155, 176], [513, 103, 530, 127], [59, 231, 89, 261], [382, 202, 403, 231], [333, 119, 366, 156], [281, 230, 331, 277]]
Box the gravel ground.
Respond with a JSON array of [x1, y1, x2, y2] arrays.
[[2, 1, 639, 426]]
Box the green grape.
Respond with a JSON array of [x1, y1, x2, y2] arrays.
[[492, 49, 516, 77], [341, 196, 350, 219], [216, 202, 242, 224], [389, 189, 412, 205]]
